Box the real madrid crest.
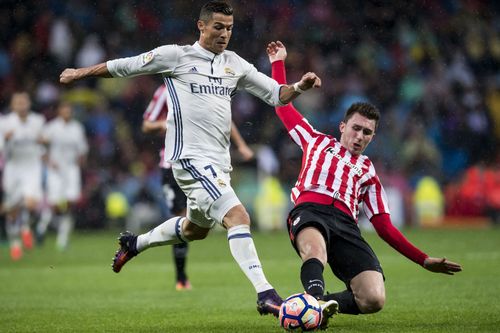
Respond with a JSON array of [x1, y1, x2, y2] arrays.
[[217, 179, 227, 187]]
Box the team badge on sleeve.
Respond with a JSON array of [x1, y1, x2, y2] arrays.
[[141, 51, 155, 66]]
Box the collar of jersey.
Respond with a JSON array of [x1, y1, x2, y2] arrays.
[[193, 41, 223, 59]]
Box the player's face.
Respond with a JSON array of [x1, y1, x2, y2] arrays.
[[10, 93, 31, 118], [59, 104, 72, 121], [339, 113, 376, 156], [198, 13, 233, 54]]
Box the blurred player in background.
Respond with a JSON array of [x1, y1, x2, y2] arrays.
[[142, 84, 254, 291], [36, 101, 88, 250], [0, 112, 5, 245], [59, 0, 319, 316], [267, 41, 462, 327], [2, 92, 45, 260]]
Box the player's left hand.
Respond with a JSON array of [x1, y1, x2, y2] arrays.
[[238, 144, 254, 161], [423, 257, 462, 275]]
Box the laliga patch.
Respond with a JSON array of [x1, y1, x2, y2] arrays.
[[217, 179, 227, 187], [224, 67, 235, 76], [141, 51, 154, 66]]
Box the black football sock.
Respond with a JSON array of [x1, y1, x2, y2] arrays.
[[324, 290, 361, 314], [173, 242, 189, 282], [300, 258, 325, 300]]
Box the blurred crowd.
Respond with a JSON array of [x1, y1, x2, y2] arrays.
[[1, 0, 499, 230]]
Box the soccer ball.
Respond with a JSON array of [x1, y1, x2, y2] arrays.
[[279, 293, 322, 331]]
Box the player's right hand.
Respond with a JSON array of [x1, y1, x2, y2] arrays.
[[59, 68, 78, 84]]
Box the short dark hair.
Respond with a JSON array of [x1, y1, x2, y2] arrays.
[[199, 1, 233, 22], [343, 102, 380, 129]]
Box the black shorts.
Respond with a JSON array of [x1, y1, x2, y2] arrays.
[[287, 202, 384, 288], [162, 168, 186, 215]]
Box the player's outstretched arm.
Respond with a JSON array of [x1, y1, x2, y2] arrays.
[[142, 120, 167, 134], [423, 257, 463, 275], [60, 62, 112, 84], [267, 41, 322, 104]]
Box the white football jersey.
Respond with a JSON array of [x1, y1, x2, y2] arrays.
[[43, 117, 88, 167], [2, 112, 45, 164], [107, 42, 283, 169]]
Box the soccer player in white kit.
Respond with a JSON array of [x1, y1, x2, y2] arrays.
[[143, 84, 254, 291], [2, 92, 45, 260], [59, 0, 321, 316], [38, 101, 88, 250]]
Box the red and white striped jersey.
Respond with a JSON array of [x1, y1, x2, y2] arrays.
[[144, 85, 168, 123], [276, 105, 390, 222], [143, 85, 170, 169], [270, 60, 427, 266]]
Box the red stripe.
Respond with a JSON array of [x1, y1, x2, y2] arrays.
[[143, 85, 168, 121]]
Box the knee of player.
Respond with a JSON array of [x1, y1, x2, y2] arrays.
[[298, 243, 327, 263], [223, 206, 250, 229], [296, 228, 327, 262], [184, 228, 209, 241], [357, 292, 385, 314]]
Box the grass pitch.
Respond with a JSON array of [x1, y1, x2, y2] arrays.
[[1, 226, 499, 332]]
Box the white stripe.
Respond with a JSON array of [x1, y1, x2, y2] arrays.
[[289, 129, 303, 149], [304, 137, 329, 188], [331, 145, 345, 194]]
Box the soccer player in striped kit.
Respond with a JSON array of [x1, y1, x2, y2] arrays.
[[59, 1, 319, 316], [267, 41, 462, 327], [142, 84, 254, 291]]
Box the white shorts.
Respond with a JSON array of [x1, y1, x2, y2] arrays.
[[2, 161, 43, 209], [172, 159, 241, 228], [47, 165, 82, 205]]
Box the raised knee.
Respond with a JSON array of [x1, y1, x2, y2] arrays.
[[184, 229, 208, 241], [183, 222, 210, 241], [357, 293, 385, 314], [194, 232, 208, 240]]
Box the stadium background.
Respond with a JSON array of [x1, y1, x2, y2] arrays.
[[1, 0, 499, 232]]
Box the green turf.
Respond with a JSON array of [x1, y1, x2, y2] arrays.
[[1, 227, 499, 332]]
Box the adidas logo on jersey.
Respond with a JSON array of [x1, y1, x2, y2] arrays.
[[189, 67, 198, 73]]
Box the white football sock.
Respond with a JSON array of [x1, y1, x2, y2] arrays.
[[36, 207, 53, 236], [227, 225, 273, 293], [136, 216, 187, 252], [56, 214, 73, 250]]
